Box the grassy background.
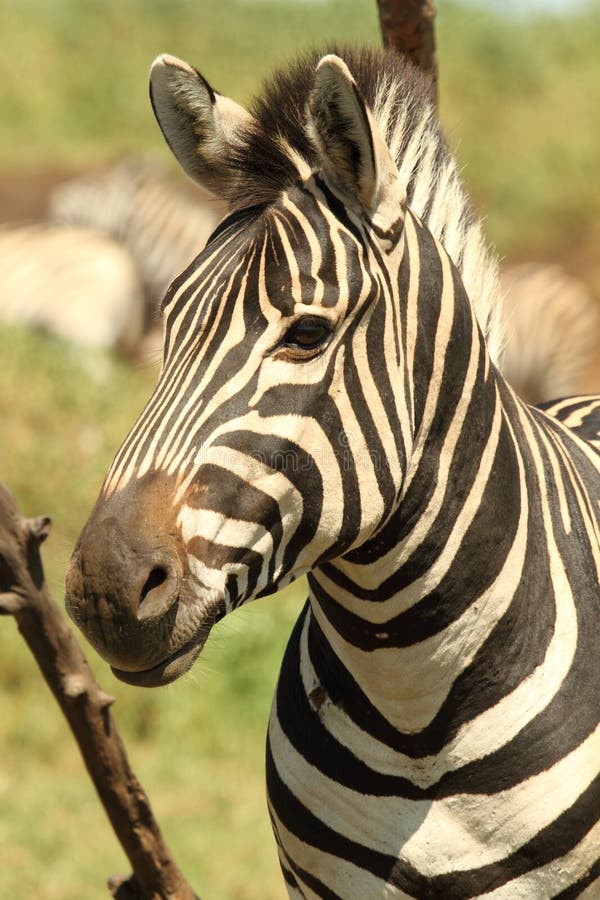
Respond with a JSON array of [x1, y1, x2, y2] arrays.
[[2, 0, 600, 262], [0, 1, 599, 898]]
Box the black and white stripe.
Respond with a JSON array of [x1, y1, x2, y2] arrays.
[[67, 46, 600, 898], [49, 159, 224, 314]]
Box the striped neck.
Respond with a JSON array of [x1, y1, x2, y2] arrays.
[[303, 211, 535, 750]]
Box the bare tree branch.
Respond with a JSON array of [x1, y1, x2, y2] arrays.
[[0, 482, 198, 900], [376, 0, 438, 104]]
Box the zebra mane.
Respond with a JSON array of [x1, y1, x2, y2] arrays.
[[219, 45, 504, 364]]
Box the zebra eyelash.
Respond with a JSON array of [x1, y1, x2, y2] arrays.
[[273, 315, 335, 362]]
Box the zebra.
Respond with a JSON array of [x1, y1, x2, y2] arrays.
[[500, 262, 600, 404], [49, 158, 225, 317], [0, 222, 144, 349], [65, 46, 600, 898]]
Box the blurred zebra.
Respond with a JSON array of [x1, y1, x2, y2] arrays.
[[66, 47, 600, 897], [501, 262, 600, 403], [49, 159, 225, 317], [0, 223, 144, 349]]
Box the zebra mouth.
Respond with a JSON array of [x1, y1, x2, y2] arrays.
[[110, 599, 226, 688], [110, 595, 227, 688], [110, 634, 206, 688]]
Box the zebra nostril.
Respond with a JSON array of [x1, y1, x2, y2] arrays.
[[137, 564, 178, 622], [141, 566, 167, 598]]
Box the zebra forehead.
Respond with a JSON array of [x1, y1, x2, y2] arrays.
[[165, 188, 366, 322]]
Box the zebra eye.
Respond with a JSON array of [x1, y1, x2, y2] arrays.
[[282, 317, 332, 354]]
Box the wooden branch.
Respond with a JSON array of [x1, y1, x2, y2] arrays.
[[0, 482, 199, 900], [376, 0, 438, 104]]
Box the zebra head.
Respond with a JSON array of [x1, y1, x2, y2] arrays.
[[66, 51, 460, 686]]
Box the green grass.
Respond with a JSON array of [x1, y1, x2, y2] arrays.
[[438, 2, 600, 258], [2, 0, 600, 261], [1, 584, 304, 900], [1, 1, 600, 896], [0, 0, 380, 167]]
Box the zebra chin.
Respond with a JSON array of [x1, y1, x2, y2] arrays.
[[110, 625, 212, 688]]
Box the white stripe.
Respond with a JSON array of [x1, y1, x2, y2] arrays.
[[270, 680, 600, 878]]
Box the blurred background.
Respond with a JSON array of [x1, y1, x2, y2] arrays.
[[1, 1, 599, 897]]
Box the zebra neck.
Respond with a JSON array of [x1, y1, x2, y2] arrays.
[[308, 352, 542, 747]]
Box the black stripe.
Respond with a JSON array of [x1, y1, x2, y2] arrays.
[[272, 613, 600, 896], [266, 734, 426, 894], [213, 431, 325, 576]]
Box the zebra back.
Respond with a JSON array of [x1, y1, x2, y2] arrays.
[[501, 262, 600, 403], [0, 222, 144, 349], [49, 159, 225, 310]]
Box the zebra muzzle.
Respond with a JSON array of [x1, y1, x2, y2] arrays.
[[65, 472, 206, 683]]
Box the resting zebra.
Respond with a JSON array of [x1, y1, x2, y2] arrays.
[[0, 222, 144, 349], [49, 159, 225, 316], [501, 262, 600, 404], [66, 47, 600, 898]]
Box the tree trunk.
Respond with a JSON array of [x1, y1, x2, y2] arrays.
[[376, 0, 438, 104]]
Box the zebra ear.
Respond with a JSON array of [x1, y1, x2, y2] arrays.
[[307, 55, 406, 232], [149, 54, 252, 199]]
